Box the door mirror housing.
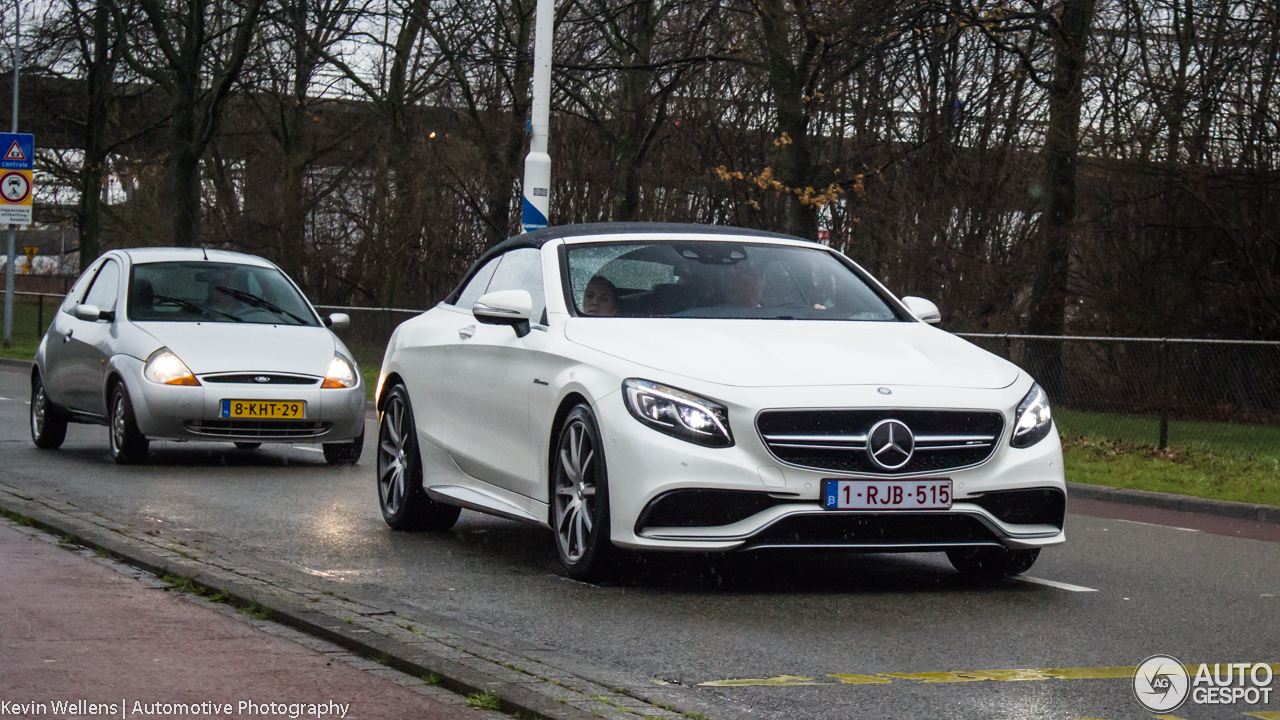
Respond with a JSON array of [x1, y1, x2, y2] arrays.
[[73, 304, 114, 322], [901, 296, 941, 324], [473, 290, 532, 337], [326, 313, 350, 331]]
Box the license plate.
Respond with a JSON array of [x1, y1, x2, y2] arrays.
[[823, 479, 952, 510], [220, 399, 305, 419]]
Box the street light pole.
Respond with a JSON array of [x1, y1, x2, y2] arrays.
[[3, 2, 19, 349], [520, 0, 553, 233]]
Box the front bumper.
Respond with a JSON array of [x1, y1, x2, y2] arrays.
[[114, 355, 366, 443], [595, 384, 1067, 553]]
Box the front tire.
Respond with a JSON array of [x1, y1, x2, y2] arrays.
[[31, 374, 68, 450], [376, 385, 459, 531], [947, 547, 1040, 578], [324, 429, 364, 465], [552, 404, 615, 580], [108, 382, 149, 465]]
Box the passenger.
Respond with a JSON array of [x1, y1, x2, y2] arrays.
[[582, 276, 619, 317]]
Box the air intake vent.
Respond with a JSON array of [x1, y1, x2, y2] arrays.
[[202, 373, 319, 385], [185, 420, 332, 439], [757, 409, 1004, 475]]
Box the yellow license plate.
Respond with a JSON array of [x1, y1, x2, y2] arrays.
[[220, 399, 305, 419]]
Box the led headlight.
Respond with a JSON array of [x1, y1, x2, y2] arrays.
[[321, 354, 358, 388], [143, 348, 200, 386], [623, 379, 733, 448], [1011, 382, 1053, 448]]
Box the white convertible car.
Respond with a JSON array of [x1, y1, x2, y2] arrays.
[[375, 223, 1065, 579]]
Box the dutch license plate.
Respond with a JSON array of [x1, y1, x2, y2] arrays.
[[823, 479, 952, 510], [220, 399, 305, 419]]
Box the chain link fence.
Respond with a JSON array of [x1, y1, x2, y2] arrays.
[[959, 333, 1280, 460]]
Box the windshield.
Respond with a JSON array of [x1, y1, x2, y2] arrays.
[[565, 241, 903, 321], [127, 261, 319, 326]]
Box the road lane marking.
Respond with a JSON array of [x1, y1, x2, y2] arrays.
[[1113, 518, 1200, 532], [1018, 576, 1099, 592], [1244, 713, 1280, 719], [699, 663, 1280, 687]]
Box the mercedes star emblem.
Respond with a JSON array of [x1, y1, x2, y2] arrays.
[[866, 419, 915, 470]]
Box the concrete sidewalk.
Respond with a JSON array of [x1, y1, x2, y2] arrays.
[[0, 520, 496, 720]]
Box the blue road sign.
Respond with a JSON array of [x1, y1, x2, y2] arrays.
[[0, 133, 34, 171]]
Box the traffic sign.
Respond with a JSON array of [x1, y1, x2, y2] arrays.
[[0, 133, 33, 170], [22, 246, 36, 273], [0, 169, 33, 225]]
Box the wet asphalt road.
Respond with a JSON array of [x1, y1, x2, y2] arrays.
[[1, 364, 1278, 720]]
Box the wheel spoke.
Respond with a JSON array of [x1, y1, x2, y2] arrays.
[[581, 502, 593, 532], [580, 486, 596, 497], [558, 499, 578, 536], [380, 440, 398, 457], [560, 449, 578, 482], [555, 484, 576, 496], [574, 509, 587, 556]]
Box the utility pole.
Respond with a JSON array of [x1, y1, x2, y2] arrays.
[[520, 0, 553, 232], [3, 2, 19, 349]]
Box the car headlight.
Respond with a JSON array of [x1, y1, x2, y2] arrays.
[[1011, 383, 1053, 448], [623, 379, 733, 448], [143, 348, 200, 386], [321, 354, 358, 388]]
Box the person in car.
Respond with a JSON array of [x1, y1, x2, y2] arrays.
[[583, 276, 619, 317], [720, 264, 764, 308]]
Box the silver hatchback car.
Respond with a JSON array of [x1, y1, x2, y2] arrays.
[[29, 248, 366, 464]]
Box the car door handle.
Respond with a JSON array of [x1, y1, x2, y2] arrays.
[[63, 328, 73, 343], [458, 326, 475, 340]]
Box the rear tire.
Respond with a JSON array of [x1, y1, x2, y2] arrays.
[[324, 429, 364, 465], [233, 442, 262, 450], [376, 385, 459, 531], [108, 382, 149, 465], [551, 404, 616, 581], [947, 547, 1040, 578], [31, 374, 68, 450]]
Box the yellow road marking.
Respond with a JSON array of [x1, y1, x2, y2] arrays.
[[699, 662, 1280, 687], [1244, 713, 1280, 720]]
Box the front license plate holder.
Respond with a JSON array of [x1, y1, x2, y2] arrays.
[[220, 399, 305, 419], [822, 478, 952, 510]]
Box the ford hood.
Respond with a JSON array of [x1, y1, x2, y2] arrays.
[[134, 323, 337, 376], [565, 319, 1020, 389]]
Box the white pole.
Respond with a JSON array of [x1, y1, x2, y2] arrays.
[[3, 1, 19, 349], [520, 0, 553, 232]]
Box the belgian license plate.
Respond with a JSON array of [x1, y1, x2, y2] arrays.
[[823, 479, 952, 510], [220, 399, 305, 419]]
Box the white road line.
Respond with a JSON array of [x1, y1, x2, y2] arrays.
[[1112, 518, 1200, 532], [1019, 576, 1098, 593], [296, 447, 325, 453], [0, 396, 12, 401]]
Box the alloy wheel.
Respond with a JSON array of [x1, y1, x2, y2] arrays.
[[554, 419, 597, 563], [111, 393, 127, 454], [31, 383, 46, 437], [378, 394, 410, 515]]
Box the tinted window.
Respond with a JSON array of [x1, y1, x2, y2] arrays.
[[565, 241, 901, 321], [82, 260, 121, 312], [454, 257, 502, 309], [127, 262, 319, 326], [485, 248, 545, 325]]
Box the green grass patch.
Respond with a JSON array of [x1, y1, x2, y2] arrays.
[[1056, 409, 1280, 458], [1062, 435, 1280, 506], [0, 296, 47, 362], [465, 691, 501, 711]]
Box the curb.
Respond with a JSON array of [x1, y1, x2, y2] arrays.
[[1068, 481, 1280, 526], [0, 356, 32, 370], [0, 487, 714, 720]]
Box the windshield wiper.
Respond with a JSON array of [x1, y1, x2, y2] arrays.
[[214, 286, 310, 325], [150, 293, 244, 322]]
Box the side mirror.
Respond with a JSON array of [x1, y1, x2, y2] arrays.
[[326, 313, 350, 332], [73, 304, 103, 322], [473, 290, 532, 338], [901, 296, 941, 324]]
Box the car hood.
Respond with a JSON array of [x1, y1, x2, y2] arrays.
[[134, 322, 336, 376], [565, 319, 1020, 389]]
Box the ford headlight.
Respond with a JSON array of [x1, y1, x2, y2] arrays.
[[623, 379, 733, 448], [143, 348, 200, 386], [321, 354, 358, 388], [1011, 383, 1053, 448]]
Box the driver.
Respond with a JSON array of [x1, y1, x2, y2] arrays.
[[582, 276, 619, 317], [720, 264, 764, 308]]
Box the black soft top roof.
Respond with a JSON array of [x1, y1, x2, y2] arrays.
[[446, 222, 807, 304]]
